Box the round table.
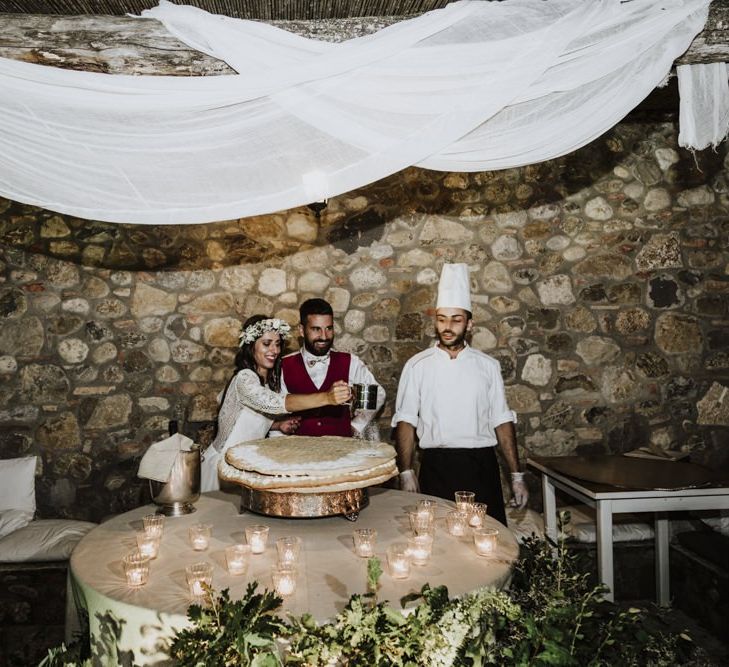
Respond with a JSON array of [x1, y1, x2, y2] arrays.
[[70, 488, 519, 665]]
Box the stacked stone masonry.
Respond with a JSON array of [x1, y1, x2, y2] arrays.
[[1, 122, 728, 520]]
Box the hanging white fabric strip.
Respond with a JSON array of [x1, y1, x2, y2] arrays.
[[0, 0, 711, 225], [678, 62, 729, 150]]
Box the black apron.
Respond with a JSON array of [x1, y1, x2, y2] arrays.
[[419, 447, 507, 525]]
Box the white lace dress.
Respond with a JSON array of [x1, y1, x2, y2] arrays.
[[200, 369, 288, 492]]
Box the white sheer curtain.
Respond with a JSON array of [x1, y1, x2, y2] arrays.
[[678, 62, 729, 150], [0, 0, 712, 225]]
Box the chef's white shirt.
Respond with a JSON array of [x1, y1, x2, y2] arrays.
[[391, 343, 515, 449], [280, 348, 385, 435]]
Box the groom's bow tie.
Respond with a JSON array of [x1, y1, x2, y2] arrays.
[[307, 356, 328, 367]]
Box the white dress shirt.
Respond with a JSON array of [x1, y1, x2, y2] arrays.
[[280, 349, 385, 435], [391, 343, 515, 449]]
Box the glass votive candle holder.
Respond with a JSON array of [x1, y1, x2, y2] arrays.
[[245, 525, 270, 554], [276, 536, 301, 567], [407, 534, 434, 566], [469, 502, 488, 528], [136, 531, 160, 559], [474, 527, 499, 557], [142, 513, 165, 539], [123, 550, 150, 587], [189, 523, 212, 551], [353, 528, 377, 558], [272, 565, 297, 597], [416, 498, 437, 519], [225, 544, 251, 575], [186, 562, 213, 599], [454, 491, 475, 513], [446, 510, 469, 537], [409, 510, 434, 536], [386, 543, 411, 579]]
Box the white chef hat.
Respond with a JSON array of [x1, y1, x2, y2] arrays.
[[436, 263, 471, 312]]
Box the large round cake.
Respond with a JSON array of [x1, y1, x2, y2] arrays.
[[220, 435, 398, 493]]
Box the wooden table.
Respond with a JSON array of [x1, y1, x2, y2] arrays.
[[528, 456, 729, 605], [69, 488, 518, 665]]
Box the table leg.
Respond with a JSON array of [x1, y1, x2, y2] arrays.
[[596, 500, 614, 602], [541, 474, 557, 547], [655, 512, 670, 607]]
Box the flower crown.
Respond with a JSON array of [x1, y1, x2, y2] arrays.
[[239, 318, 291, 346]]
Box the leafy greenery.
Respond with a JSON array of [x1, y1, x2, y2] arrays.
[[43, 528, 699, 667], [168, 582, 289, 666]]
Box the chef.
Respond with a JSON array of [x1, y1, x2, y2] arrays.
[[392, 263, 528, 524], [281, 298, 385, 438]]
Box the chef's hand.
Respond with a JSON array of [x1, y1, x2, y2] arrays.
[[326, 380, 351, 405], [399, 469, 419, 493], [509, 472, 529, 509]]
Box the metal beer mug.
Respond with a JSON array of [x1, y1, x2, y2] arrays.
[[149, 448, 201, 517], [352, 383, 378, 410]]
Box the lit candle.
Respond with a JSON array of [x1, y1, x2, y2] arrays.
[[136, 532, 160, 559], [446, 510, 469, 536], [143, 513, 165, 539], [276, 537, 301, 567], [409, 510, 434, 536], [454, 491, 475, 514], [186, 562, 213, 600], [353, 528, 377, 558], [474, 528, 499, 556], [272, 566, 296, 597], [245, 525, 269, 554], [407, 534, 433, 566], [123, 551, 150, 588], [225, 544, 251, 575], [189, 523, 212, 551], [469, 502, 488, 528], [386, 543, 411, 579], [418, 499, 437, 511]]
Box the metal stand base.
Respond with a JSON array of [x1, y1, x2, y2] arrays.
[[240, 486, 369, 518], [155, 502, 197, 517]]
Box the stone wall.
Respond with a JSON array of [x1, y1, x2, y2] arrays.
[[1, 121, 728, 521]]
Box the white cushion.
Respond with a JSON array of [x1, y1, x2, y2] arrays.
[[700, 512, 729, 537], [0, 456, 37, 514], [0, 519, 96, 562], [0, 509, 34, 539], [562, 504, 654, 543], [509, 505, 656, 544]]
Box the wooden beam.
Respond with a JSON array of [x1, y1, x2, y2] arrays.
[[0, 0, 450, 20], [0, 1, 726, 76], [677, 0, 729, 65]]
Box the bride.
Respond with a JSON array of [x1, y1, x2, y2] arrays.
[[200, 314, 351, 492]]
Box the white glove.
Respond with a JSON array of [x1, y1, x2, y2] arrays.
[[399, 469, 419, 493], [509, 472, 529, 509]]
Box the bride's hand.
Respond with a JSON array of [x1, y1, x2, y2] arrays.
[[276, 417, 301, 435]]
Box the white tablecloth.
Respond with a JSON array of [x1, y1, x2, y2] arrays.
[[70, 488, 518, 665]]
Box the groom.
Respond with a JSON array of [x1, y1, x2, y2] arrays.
[[281, 298, 384, 437]]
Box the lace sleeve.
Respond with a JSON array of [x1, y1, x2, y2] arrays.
[[233, 369, 288, 416]]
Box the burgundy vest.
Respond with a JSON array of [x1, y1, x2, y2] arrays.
[[281, 351, 352, 437]]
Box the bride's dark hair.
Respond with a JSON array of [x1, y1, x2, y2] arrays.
[[234, 314, 284, 391]]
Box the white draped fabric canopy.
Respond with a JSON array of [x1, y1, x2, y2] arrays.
[[0, 0, 718, 225]]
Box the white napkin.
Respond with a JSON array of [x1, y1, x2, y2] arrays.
[[138, 434, 196, 483]]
